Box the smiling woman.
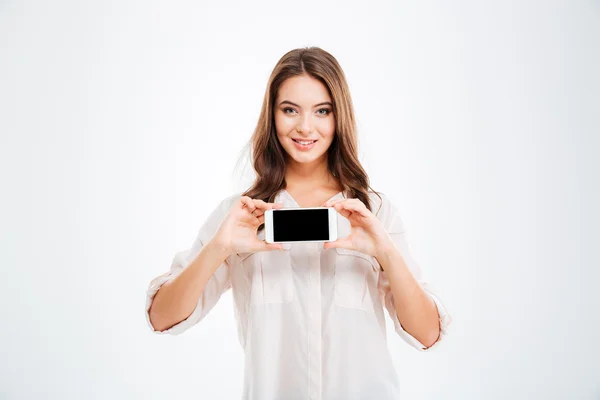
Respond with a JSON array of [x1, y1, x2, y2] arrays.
[[145, 46, 452, 400], [242, 47, 376, 212]]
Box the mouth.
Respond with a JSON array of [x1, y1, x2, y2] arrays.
[[292, 139, 318, 145], [292, 138, 318, 151]]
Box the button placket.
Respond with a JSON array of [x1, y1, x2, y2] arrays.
[[307, 243, 322, 400]]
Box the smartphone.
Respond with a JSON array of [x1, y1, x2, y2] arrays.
[[264, 207, 338, 243]]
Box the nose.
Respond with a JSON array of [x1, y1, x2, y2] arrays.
[[296, 113, 313, 135]]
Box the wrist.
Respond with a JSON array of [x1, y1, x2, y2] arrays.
[[374, 236, 397, 263], [207, 237, 234, 260]]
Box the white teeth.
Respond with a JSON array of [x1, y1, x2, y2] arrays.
[[295, 140, 315, 145]]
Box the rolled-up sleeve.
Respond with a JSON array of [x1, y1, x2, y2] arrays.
[[145, 195, 237, 335], [376, 194, 452, 351]]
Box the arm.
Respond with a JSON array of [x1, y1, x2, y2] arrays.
[[148, 239, 231, 332], [376, 241, 441, 348], [376, 197, 452, 351], [322, 193, 452, 350], [145, 195, 236, 335], [145, 194, 284, 335]]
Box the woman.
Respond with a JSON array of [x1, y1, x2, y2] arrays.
[[146, 47, 452, 400]]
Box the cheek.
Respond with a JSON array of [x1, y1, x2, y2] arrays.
[[318, 118, 336, 139], [274, 113, 293, 135]]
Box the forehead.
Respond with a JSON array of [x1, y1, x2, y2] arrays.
[[276, 75, 331, 104]]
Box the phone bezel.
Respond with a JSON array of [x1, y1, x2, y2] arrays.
[[264, 207, 338, 243]]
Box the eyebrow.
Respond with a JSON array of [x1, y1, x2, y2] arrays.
[[279, 100, 333, 108]]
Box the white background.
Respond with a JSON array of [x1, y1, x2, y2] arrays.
[[1, 0, 599, 399]]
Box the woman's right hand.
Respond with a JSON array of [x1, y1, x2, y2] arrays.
[[212, 196, 285, 256]]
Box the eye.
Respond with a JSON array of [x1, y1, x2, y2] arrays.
[[316, 108, 331, 116], [283, 107, 297, 114]]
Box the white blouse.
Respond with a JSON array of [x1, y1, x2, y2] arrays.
[[145, 189, 452, 400]]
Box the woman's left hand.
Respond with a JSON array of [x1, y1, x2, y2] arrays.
[[321, 198, 392, 258]]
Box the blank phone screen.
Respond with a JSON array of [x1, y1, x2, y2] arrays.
[[273, 209, 330, 242]]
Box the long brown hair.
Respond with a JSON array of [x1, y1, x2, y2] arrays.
[[241, 47, 382, 224]]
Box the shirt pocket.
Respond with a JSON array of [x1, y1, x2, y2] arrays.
[[333, 247, 378, 311], [237, 243, 294, 305]]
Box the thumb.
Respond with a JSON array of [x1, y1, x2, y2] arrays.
[[323, 239, 352, 250], [262, 242, 284, 251]]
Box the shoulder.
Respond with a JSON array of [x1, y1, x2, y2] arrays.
[[366, 190, 390, 216], [366, 190, 406, 233], [218, 192, 244, 211], [202, 192, 243, 223], [195, 192, 243, 240]]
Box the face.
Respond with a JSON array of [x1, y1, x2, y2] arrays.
[[274, 74, 336, 168]]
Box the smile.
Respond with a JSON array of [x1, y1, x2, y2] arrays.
[[292, 139, 318, 150], [292, 139, 317, 145]]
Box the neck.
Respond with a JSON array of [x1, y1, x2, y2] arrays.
[[284, 156, 338, 191]]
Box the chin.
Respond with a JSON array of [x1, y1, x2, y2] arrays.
[[287, 151, 327, 165]]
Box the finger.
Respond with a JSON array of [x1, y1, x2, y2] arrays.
[[253, 237, 283, 251], [333, 200, 371, 218], [252, 206, 273, 219], [250, 206, 278, 225], [324, 198, 364, 207], [251, 200, 273, 214], [335, 207, 353, 219], [324, 199, 353, 218], [244, 210, 262, 226], [251, 208, 267, 221], [252, 199, 285, 211], [240, 196, 257, 214], [263, 242, 284, 251], [322, 198, 346, 207], [252, 200, 285, 220], [253, 209, 265, 218]]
